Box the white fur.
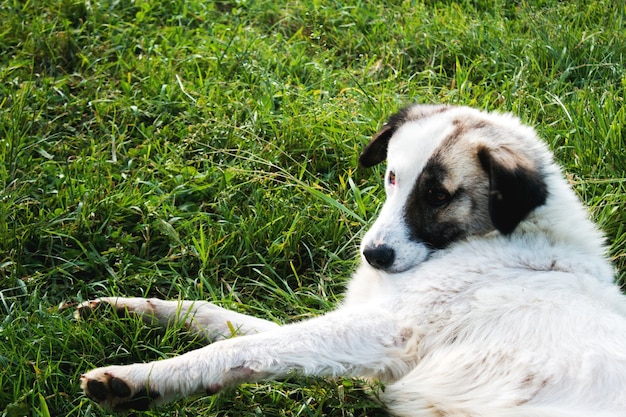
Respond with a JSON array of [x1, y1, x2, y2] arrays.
[[78, 105, 626, 416]]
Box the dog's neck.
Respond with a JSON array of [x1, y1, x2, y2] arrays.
[[514, 167, 613, 281]]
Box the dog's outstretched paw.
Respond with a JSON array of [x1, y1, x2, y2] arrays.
[[81, 368, 160, 412], [74, 298, 128, 320], [75, 300, 104, 320]]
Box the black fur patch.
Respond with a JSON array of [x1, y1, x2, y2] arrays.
[[109, 377, 132, 397], [114, 387, 161, 412], [404, 159, 466, 249], [478, 146, 548, 234], [86, 379, 109, 402]]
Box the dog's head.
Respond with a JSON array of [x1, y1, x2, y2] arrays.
[[359, 104, 549, 273]]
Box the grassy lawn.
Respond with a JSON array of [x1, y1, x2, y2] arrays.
[[1, 0, 624, 415]]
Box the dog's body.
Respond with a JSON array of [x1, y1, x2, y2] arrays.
[[78, 105, 626, 416]]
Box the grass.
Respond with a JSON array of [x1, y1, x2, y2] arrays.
[[0, 0, 624, 415]]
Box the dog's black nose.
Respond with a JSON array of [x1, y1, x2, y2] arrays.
[[363, 245, 395, 270]]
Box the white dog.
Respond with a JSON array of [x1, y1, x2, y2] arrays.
[[77, 105, 626, 416]]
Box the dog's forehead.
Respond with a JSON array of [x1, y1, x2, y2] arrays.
[[386, 114, 461, 174]]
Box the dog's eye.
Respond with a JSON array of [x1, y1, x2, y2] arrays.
[[388, 171, 396, 186], [426, 188, 451, 207]]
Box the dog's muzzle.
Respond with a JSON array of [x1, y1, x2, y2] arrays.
[[362, 244, 395, 270]]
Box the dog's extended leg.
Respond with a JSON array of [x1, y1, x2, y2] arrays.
[[75, 297, 280, 341], [81, 307, 416, 412]]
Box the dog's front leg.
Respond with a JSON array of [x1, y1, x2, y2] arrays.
[[81, 307, 416, 412], [76, 297, 280, 341]]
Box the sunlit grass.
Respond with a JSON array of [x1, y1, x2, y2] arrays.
[[1, 0, 624, 415]]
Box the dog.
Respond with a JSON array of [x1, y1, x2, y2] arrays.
[[77, 104, 626, 416]]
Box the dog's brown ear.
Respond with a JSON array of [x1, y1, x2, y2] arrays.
[[359, 124, 396, 167], [477, 145, 548, 235]]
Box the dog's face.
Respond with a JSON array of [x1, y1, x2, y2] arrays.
[[359, 105, 549, 273]]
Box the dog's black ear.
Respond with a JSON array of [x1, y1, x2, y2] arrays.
[[360, 104, 451, 168], [358, 124, 396, 167], [478, 145, 548, 235]]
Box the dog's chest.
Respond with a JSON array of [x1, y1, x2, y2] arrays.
[[344, 263, 477, 326]]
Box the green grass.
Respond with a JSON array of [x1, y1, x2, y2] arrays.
[[0, 0, 624, 415]]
